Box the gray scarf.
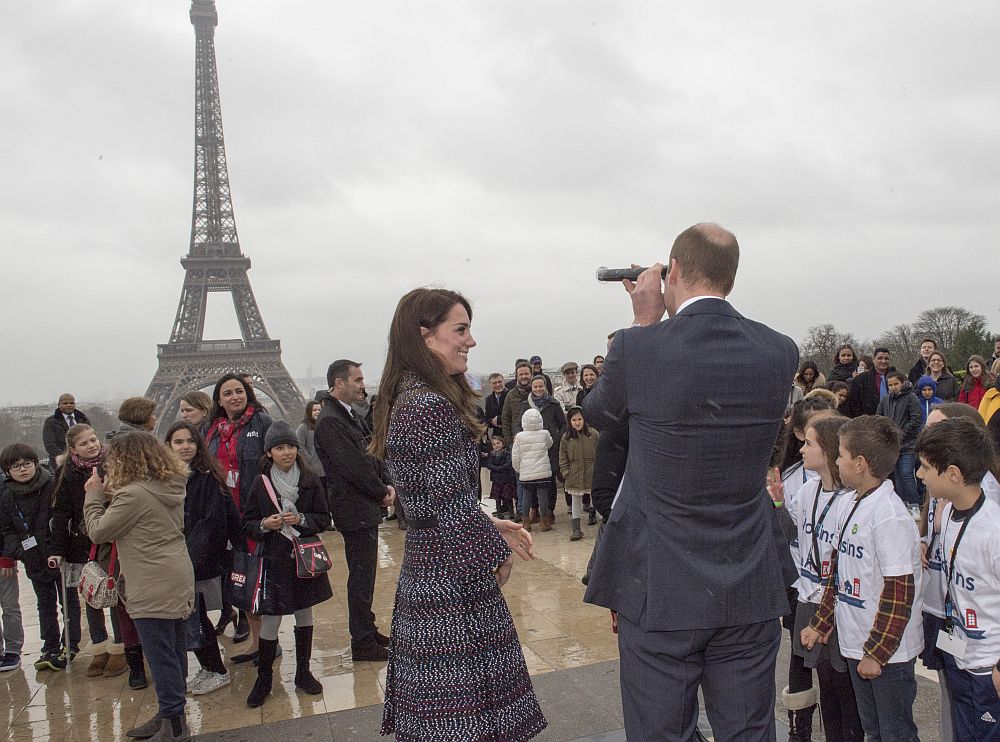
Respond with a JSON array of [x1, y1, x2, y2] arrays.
[[268, 463, 301, 542]]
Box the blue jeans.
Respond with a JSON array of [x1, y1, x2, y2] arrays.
[[30, 576, 81, 655], [943, 654, 1000, 741], [846, 657, 918, 742], [519, 480, 551, 518], [133, 617, 187, 719], [894, 452, 919, 507]]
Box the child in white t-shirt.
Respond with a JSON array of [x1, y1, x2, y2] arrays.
[[786, 415, 862, 741], [801, 415, 922, 742], [916, 416, 1000, 741]]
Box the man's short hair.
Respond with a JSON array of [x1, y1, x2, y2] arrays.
[[0, 443, 39, 474], [669, 223, 740, 294], [327, 359, 361, 388], [118, 397, 156, 426], [916, 417, 994, 485], [920, 338, 937, 348], [514, 358, 528, 367], [488, 372, 505, 382], [886, 370, 906, 384], [873, 347, 890, 357], [515, 360, 531, 372], [839, 415, 901, 480]]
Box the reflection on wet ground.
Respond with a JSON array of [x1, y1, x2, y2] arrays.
[[2, 486, 612, 740]]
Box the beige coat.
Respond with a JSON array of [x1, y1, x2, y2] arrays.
[[84, 474, 194, 620]]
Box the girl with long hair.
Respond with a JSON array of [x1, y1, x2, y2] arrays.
[[958, 354, 995, 410], [295, 400, 324, 478], [371, 287, 545, 741], [828, 345, 859, 384], [794, 360, 826, 395], [166, 421, 245, 696], [559, 407, 600, 541], [179, 391, 213, 433]]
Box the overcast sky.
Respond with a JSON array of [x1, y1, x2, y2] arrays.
[[3, 1, 999, 405]]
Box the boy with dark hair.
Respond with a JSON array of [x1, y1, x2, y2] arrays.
[[0, 444, 81, 671], [801, 415, 922, 742], [877, 370, 923, 516], [916, 418, 1000, 741]]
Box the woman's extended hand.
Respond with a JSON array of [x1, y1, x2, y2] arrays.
[[84, 468, 108, 499], [495, 555, 513, 588], [491, 516, 535, 561]]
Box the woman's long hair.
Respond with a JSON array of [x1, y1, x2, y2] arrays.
[[165, 421, 225, 486], [804, 416, 849, 490], [776, 397, 836, 474], [104, 432, 188, 492], [832, 344, 857, 368], [565, 407, 593, 440], [369, 288, 484, 460], [302, 400, 320, 430], [963, 355, 996, 392], [209, 373, 258, 421], [55, 423, 101, 492]]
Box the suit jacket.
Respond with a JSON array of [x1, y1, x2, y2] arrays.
[[484, 389, 507, 436], [314, 398, 391, 532], [583, 298, 798, 631], [42, 408, 90, 461], [844, 368, 893, 418]]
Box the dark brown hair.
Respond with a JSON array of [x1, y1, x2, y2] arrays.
[[118, 397, 156, 427], [165, 421, 225, 486], [804, 415, 848, 489], [369, 288, 484, 460], [916, 417, 994, 486], [302, 400, 321, 430], [209, 374, 258, 420], [669, 223, 740, 294], [963, 355, 996, 392], [838, 415, 900, 480]]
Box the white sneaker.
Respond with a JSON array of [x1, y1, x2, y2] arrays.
[[191, 670, 231, 696], [186, 668, 210, 693]]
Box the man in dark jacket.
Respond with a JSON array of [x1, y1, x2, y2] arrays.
[[844, 347, 894, 418], [876, 371, 923, 513], [500, 363, 533, 449], [41, 394, 90, 468], [314, 359, 394, 661], [529, 355, 554, 395], [483, 373, 507, 439], [906, 338, 937, 385]]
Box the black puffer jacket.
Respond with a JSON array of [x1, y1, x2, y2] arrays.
[[0, 469, 59, 581], [184, 469, 246, 582]]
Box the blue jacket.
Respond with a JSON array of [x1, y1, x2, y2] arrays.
[[915, 375, 944, 425]]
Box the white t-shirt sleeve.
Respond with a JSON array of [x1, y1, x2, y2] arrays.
[[873, 513, 918, 577]]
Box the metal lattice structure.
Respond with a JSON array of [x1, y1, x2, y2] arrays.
[[145, 0, 304, 436]]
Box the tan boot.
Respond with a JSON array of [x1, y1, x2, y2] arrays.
[[540, 513, 552, 532], [87, 641, 110, 677], [103, 644, 128, 677]]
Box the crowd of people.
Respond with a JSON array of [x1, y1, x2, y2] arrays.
[[2, 267, 1000, 741]]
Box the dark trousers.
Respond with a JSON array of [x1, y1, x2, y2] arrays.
[[115, 602, 140, 648], [519, 480, 551, 517], [943, 655, 1000, 741], [133, 617, 187, 719], [86, 604, 122, 645], [845, 657, 918, 742], [815, 659, 863, 741], [30, 576, 81, 655], [341, 526, 378, 647], [617, 613, 780, 742]]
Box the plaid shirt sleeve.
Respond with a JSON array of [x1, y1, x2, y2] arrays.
[[863, 574, 915, 665], [808, 555, 839, 635]]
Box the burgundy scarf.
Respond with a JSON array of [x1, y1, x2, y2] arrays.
[[206, 404, 255, 508]]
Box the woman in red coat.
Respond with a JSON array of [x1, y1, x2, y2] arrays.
[[958, 354, 995, 409]]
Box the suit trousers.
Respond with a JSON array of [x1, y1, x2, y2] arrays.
[[617, 613, 780, 742], [341, 526, 378, 647]]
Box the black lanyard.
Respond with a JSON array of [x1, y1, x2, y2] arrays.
[[806, 484, 846, 576], [831, 487, 876, 591], [942, 493, 986, 630]]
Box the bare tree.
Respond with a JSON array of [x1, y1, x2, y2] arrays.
[[872, 323, 919, 366], [800, 324, 861, 371], [913, 307, 989, 357]]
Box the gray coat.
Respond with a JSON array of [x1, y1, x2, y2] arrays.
[[295, 422, 324, 476], [583, 298, 798, 631]]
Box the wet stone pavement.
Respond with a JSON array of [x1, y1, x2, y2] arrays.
[[2, 481, 942, 740]]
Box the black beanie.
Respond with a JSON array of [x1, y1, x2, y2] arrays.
[[264, 420, 298, 452]]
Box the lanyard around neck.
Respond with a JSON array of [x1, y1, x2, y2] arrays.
[[807, 484, 847, 575], [942, 492, 986, 627]]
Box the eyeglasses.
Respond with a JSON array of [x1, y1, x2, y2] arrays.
[[8, 461, 35, 471]]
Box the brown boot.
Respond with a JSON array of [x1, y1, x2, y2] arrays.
[[529, 507, 539, 524], [540, 513, 552, 532], [103, 645, 128, 677], [87, 642, 110, 677]]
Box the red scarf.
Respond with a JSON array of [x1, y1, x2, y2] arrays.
[[206, 404, 255, 509], [71, 448, 106, 471]]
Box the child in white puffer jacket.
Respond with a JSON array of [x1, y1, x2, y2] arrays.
[[512, 408, 553, 532]]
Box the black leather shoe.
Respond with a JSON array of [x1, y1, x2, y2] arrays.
[[374, 630, 390, 647], [214, 609, 237, 636], [351, 643, 388, 662], [232, 612, 250, 643]]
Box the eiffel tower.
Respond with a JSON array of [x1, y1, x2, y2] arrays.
[[145, 0, 304, 436]]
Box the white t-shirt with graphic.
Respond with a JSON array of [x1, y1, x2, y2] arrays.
[[983, 472, 1000, 507], [939, 497, 1000, 674], [832, 481, 924, 663], [783, 462, 819, 566], [788, 479, 853, 604]]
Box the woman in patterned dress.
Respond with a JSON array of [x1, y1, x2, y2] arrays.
[[371, 287, 546, 741]]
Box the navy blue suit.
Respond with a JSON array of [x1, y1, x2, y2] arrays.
[[583, 297, 798, 741]]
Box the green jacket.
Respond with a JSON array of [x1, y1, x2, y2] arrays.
[[559, 430, 600, 492], [501, 386, 531, 449]]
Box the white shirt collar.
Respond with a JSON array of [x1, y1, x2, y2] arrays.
[[676, 295, 723, 314], [337, 399, 354, 414]]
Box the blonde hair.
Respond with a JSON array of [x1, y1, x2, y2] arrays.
[[804, 388, 839, 407], [104, 432, 187, 492]]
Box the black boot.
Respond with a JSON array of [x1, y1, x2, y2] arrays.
[[782, 686, 817, 742], [293, 626, 323, 695], [587, 507, 598, 526], [232, 611, 250, 643], [246, 638, 278, 708], [213, 607, 236, 636], [125, 645, 148, 690]]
